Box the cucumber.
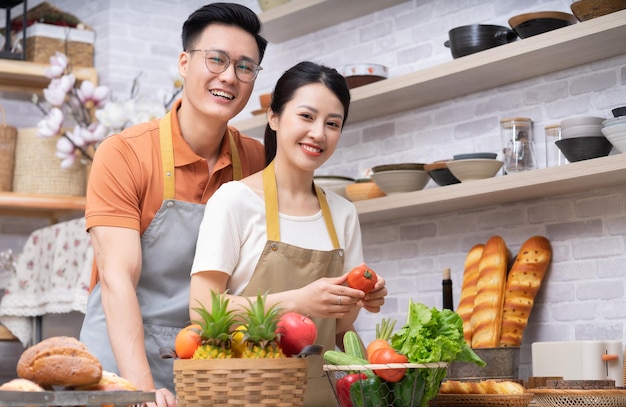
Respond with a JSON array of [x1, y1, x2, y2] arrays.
[[323, 350, 369, 366], [343, 330, 366, 359]]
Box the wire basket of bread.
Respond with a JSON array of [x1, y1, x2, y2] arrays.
[[430, 379, 535, 407], [531, 388, 626, 407], [324, 362, 448, 407]]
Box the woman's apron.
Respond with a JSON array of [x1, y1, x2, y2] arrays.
[[80, 111, 242, 393], [242, 161, 344, 407]]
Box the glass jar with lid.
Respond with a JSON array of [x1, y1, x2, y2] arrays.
[[500, 117, 536, 174]]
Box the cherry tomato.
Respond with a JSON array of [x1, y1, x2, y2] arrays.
[[370, 347, 408, 382], [347, 263, 378, 293]]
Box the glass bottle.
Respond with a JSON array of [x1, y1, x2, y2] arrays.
[[442, 268, 453, 311]]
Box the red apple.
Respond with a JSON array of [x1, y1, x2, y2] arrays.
[[276, 312, 318, 357]]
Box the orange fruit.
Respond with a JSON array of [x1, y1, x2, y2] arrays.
[[175, 324, 201, 359]]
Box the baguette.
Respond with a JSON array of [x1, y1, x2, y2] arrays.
[[470, 235, 509, 348], [499, 235, 552, 347], [457, 243, 484, 345], [440, 380, 525, 395]]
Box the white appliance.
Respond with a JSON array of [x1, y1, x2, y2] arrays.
[[532, 341, 624, 386]]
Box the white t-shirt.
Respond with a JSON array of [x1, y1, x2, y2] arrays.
[[191, 181, 364, 294]]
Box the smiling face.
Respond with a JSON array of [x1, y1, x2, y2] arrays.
[[268, 83, 344, 173], [179, 23, 260, 123]]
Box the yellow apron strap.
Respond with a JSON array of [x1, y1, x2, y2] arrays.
[[263, 161, 340, 249], [315, 185, 340, 250], [228, 129, 243, 181], [262, 161, 281, 242], [159, 111, 175, 200]]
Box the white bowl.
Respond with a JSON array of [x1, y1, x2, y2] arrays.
[[603, 116, 626, 127], [447, 159, 504, 182], [561, 124, 603, 139], [370, 170, 429, 194], [561, 116, 606, 128], [601, 125, 626, 153], [314, 176, 354, 198]]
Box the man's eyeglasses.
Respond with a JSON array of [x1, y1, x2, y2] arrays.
[[187, 49, 262, 82]]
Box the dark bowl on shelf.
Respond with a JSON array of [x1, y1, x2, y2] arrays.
[[555, 136, 613, 162], [612, 106, 626, 117], [453, 152, 498, 160], [570, 0, 626, 22], [424, 161, 461, 187], [444, 24, 518, 59], [508, 11, 577, 38]]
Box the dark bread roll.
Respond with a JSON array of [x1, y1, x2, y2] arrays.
[[17, 336, 102, 387]]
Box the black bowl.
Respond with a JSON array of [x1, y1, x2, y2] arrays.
[[555, 136, 613, 162], [424, 161, 461, 186], [612, 106, 626, 117], [509, 12, 577, 38], [444, 24, 518, 59]]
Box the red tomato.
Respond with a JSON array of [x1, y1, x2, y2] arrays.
[[366, 339, 391, 362], [347, 263, 378, 293], [370, 347, 408, 382], [175, 324, 201, 359]]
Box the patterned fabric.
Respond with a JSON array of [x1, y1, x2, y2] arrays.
[[0, 218, 92, 346]]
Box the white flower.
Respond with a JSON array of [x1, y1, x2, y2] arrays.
[[127, 97, 166, 125], [43, 74, 76, 107], [95, 101, 128, 130], [37, 107, 64, 138], [44, 52, 68, 79], [56, 136, 79, 169], [77, 80, 110, 108]]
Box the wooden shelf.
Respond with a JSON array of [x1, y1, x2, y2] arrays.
[[354, 154, 626, 224], [259, 0, 407, 43], [0, 59, 98, 94], [235, 10, 626, 139], [0, 192, 85, 223]]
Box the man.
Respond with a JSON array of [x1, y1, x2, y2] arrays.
[[79, 4, 267, 406]]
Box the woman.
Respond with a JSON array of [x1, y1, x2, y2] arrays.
[[190, 61, 387, 406]]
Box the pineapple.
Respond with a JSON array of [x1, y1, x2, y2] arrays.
[[191, 290, 238, 359], [240, 292, 285, 359]]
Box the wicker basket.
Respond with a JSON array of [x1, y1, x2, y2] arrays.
[[0, 105, 18, 192], [531, 388, 626, 407], [25, 23, 95, 67], [324, 362, 448, 407], [430, 393, 535, 407], [173, 358, 308, 407], [12, 128, 87, 196]]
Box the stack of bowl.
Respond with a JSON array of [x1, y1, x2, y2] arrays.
[[557, 116, 613, 161], [601, 116, 626, 154], [424, 160, 461, 187], [446, 153, 503, 182], [370, 163, 429, 194]]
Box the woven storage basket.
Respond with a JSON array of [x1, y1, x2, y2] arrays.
[[25, 23, 94, 67], [173, 358, 308, 407], [0, 106, 18, 192], [12, 128, 87, 196], [430, 393, 535, 407]]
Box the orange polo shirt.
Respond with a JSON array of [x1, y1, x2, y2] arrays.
[[85, 99, 265, 288]]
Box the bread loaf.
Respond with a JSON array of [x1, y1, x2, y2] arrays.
[[74, 370, 137, 391], [440, 380, 525, 395], [17, 336, 102, 387], [499, 235, 552, 347], [470, 236, 509, 348], [457, 243, 484, 345], [0, 378, 44, 392]]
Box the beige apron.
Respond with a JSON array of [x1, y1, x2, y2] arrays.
[[241, 161, 344, 407], [81, 110, 242, 393]]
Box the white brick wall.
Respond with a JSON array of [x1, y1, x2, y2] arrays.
[[1, 0, 625, 379]]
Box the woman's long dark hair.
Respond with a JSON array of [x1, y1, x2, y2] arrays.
[[264, 61, 351, 165]]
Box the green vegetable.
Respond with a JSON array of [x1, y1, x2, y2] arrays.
[[343, 330, 366, 359], [392, 369, 425, 407], [390, 300, 486, 407], [324, 350, 369, 366], [350, 375, 387, 407]]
